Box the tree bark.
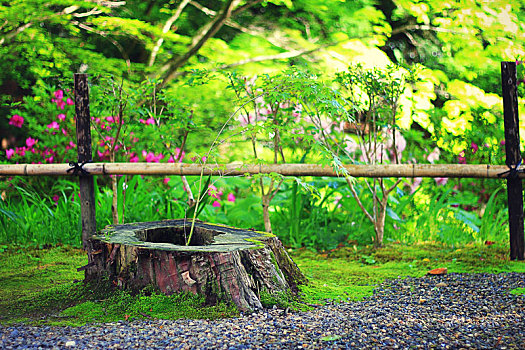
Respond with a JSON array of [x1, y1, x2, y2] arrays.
[[158, 0, 241, 86], [86, 219, 306, 312]]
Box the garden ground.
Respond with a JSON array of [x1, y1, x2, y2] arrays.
[[0, 241, 524, 327]]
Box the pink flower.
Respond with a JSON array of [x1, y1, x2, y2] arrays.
[[52, 195, 59, 205], [45, 156, 54, 163], [54, 90, 64, 100], [5, 149, 15, 160], [106, 116, 118, 123], [16, 147, 26, 156], [175, 148, 185, 162], [471, 142, 479, 154], [9, 114, 24, 128], [97, 150, 109, 159], [71, 192, 80, 202], [426, 147, 440, 163], [57, 113, 66, 121], [212, 200, 221, 208], [66, 141, 76, 150], [66, 98, 74, 106], [385, 129, 406, 161], [191, 156, 207, 163], [168, 148, 185, 163], [208, 184, 223, 199], [47, 121, 60, 130], [139, 117, 155, 125], [56, 100, 66, 110], [434, 177, 448, 186], [26, 137, 37, 148], [163, 177, 170, 185], [458, 151, 466, 164], [146, 153, 158, 162], [142, 150, 163, 163], [100, 122, 111, 130], [129, 153, 139, 162], [227, 193, 236, 202], [344, 139, 358, 154], [409, 177, 422, 194]]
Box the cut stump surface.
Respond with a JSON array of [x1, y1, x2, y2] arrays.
[[87, 219, 307, 312]]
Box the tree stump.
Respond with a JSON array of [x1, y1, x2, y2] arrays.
[[86, 219, 307, 312]]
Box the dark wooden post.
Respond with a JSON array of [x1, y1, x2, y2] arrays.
[[501, 61, 525, 260], [74, 74, 97, 254]]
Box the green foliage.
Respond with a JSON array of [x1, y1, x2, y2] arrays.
[[1, 0, 524, 253], [273, 178, 353, 250], [0, 181, 81, 246]]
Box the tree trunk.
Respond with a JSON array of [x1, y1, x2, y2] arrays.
[[262, 197, 272, 233], [86, 219, 306, 312], [374, 203, 386, 247]]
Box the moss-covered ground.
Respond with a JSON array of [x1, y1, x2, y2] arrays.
[[291, 241, 525, 305], [0, 241, 523, 326]]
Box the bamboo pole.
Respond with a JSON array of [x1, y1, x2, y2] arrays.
[[0, 162, 520, 178]]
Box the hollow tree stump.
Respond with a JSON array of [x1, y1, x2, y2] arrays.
[[86, 219, 307, 312]]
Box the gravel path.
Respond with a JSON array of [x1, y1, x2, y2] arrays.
[[1, 272, 524, 349]]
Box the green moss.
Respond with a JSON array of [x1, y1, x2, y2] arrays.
[[259, 290, 310, 311], [290, 241, 525, 305], [0, 245, 86, 316], [0, 245, 239, 326], [58, 289, 238, 326], [269, 251, 280, 272], [510, 287, 525, 296]]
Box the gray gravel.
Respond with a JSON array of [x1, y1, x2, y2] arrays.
[[1, 272, 524, 349]]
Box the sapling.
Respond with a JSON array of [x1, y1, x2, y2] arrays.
[[227, 68, 351, 233], [183, 85, 266, 244], [330, 64, 415, 247]]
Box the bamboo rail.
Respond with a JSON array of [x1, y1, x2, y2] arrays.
[[0, 162, 518, 178]]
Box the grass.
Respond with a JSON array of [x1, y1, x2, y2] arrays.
[[0, 241, 523, 327]]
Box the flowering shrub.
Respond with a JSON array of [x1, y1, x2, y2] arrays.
[[5, 87, 77, 164]]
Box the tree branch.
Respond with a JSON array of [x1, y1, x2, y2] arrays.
[[190, 1, 274, 47], [390, 24, 470, 36], [0, 22, 32, 46], [148, 0, 190, 67], [71, 20, 131, 71], [158, 0, 242, 87], [346, 177, 374, 224]]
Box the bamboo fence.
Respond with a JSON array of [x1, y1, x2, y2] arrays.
[[0, 162, 520, 179]]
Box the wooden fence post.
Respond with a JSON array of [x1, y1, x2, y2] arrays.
[[74, 73, 97, 254], [501, 61, 525, 260]]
